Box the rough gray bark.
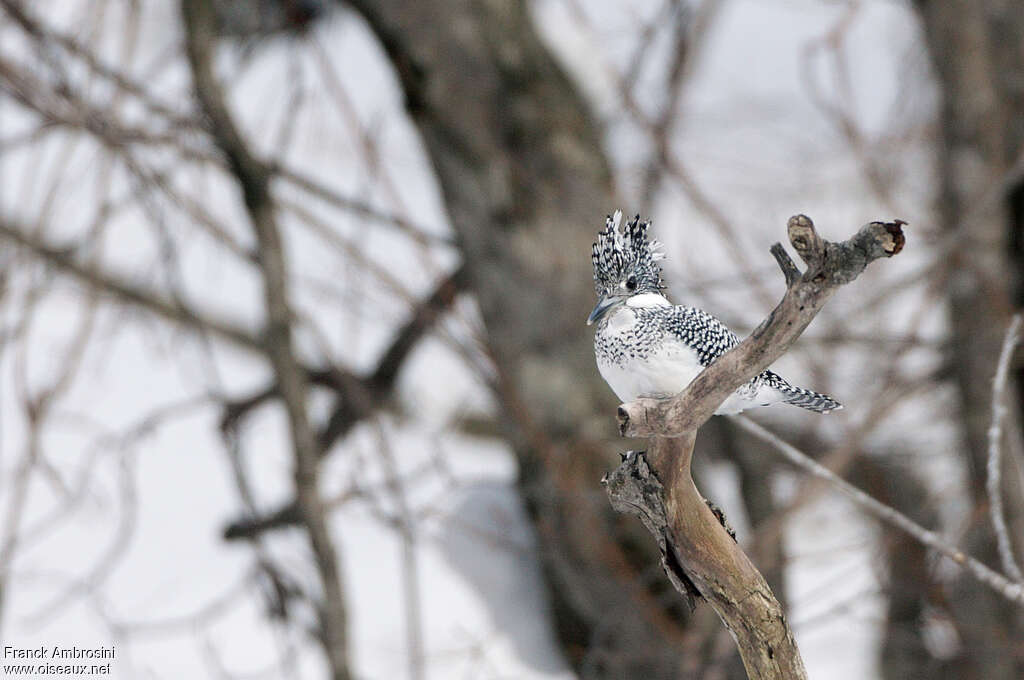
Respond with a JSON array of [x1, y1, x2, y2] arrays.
[[343, 0, 692, 675], [609, 215, 904, 679], [698, 420, 788, 680], [607, 440, 806, 680], [915, 2, 1024, 677]]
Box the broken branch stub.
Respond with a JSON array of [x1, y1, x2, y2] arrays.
[[603, 450, 701, 608], [787, 213, 826, 270]]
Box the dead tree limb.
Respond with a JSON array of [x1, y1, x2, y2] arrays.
[[606, 214, 905, 680]]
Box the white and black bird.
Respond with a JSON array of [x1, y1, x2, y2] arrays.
[[588, 211, 841, 415]]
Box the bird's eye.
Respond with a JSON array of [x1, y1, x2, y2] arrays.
[[625, 276, 637, 291]]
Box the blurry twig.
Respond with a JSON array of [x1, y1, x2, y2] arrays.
[[735, 416, 1024, 605], [568, 0, 774, 310], [372, 423, 425, 680], [222, 264, 468, 538], [799, 1, 901, 212], [639, 0, 722, 207], [274, 164, 452, 247], [987, 313, 1024, 582], [0, 3, 448, 253], [0, 284, 102, 628], [181, 2, 351, 678], [0, 217, 261, 350]]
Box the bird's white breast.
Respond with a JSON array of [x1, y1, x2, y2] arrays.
[[595, 306, 704, 402], [598, 343, 705, 402]]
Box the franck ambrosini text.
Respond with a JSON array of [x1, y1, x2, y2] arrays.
[[3, 644, 115, 676]]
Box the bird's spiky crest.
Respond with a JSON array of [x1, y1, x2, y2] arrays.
[[592, 210, 666, 296]]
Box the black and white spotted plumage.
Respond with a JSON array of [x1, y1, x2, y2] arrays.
[[592, 212, 666, 297], [589, 211, 841, 415]]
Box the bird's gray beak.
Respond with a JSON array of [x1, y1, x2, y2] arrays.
[[587, 295, 619, 326]]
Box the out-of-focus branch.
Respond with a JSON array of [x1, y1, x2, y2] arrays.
[[0, 212, 444, 488], [606, 215, 905, 679], [180, 2, 350, 679], [638, 1, 722, 208], [0, 218, 261, 351], [319, 263, 467, 449], [736, 416, 1024, 605], [218, 264, 466, 446], [371, 423, 425, 680], [987, 313, 1024, 582], [222, 264, 467, 539], [272, 165, 453, 247], [219, 367, 349, 434], [0, 0, 194, 127], [568, 0, 774, 311], [0, 284, 101, 628]]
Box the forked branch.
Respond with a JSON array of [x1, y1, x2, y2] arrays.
[[606, 214, 905, 680], [617, 215, 904, 437]]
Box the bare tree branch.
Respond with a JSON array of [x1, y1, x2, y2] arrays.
[[181, 2, 351, 678], [0, 217, 261, 351], [319, 263, 467, 449], [222, 265, 466, 539], [606, 214, 906, 679], [987, 313, 1024, 582], [736, 416, 1024, 605], [371, 423, 425, 680]]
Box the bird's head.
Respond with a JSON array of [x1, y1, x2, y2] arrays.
[[588, 210, 666, 325]]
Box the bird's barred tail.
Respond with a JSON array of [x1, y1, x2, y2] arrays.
[[777, 383, 842, 414], [764, 371, 842, 414]]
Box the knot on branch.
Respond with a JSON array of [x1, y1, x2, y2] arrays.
[[787, 214, 825, 269], [616, 401, 662, 437], [604, 451, 702, 607]]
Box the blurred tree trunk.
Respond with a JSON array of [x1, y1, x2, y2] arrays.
[[344, 0, 693, 675], [915, 2, 1024, 678]]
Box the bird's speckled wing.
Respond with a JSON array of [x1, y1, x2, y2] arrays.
[[659, 305, 741, 367]]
